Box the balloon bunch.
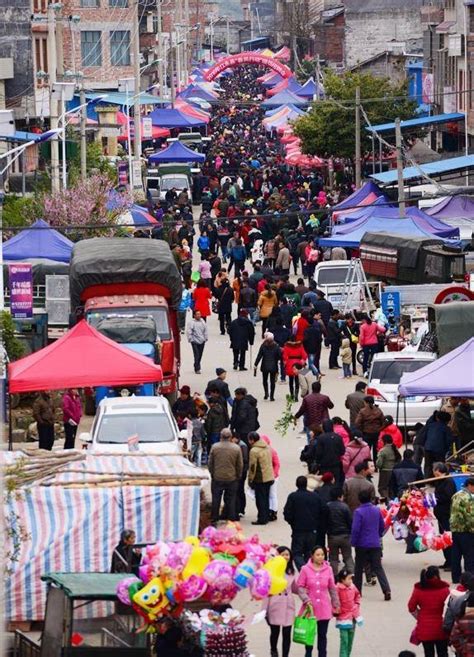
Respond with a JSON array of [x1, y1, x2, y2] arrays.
[[382, 491, 452, 552], [115, 524, 288, 626]]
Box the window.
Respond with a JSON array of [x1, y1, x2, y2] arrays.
[[110, 30, 130, 66], [81, 30, 102, 66], [81, 0, 100, 7], [109, 0, 128, 6]]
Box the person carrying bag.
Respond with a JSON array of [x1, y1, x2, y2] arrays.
[[293, 603, 317, 647]]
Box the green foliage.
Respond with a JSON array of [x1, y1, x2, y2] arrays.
[[296, 58, 318, 83], [294, 71, 417, 159], [67, 141, 118, 185], [274, 394, 296, 437], [0, 311, 25, 361], [2, 195, 42, 229]]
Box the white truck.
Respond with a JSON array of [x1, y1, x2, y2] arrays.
[[313, 261, 382, 310]]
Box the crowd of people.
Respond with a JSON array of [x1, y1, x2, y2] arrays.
[[155, 65, 474, 657]]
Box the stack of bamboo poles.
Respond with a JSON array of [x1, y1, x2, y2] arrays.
[[3, 450, 208, 489]]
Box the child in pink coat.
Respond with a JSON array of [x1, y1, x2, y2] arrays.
[[335, 569, 363, 657], [297, 546, 340, 657], [263, 546, 298, 657]]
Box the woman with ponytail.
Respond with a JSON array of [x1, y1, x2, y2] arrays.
[[407, 566, 450, 657]]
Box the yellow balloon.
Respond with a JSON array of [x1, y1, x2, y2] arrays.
[[263, 556, 288, 596], [184, 535, 200, 547], [182, 546, 211, 580], [132, 577, 169, 620]]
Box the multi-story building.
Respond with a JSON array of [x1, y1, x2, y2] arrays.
[[0, 0, 33, 119], [422, 0, 474, 148]]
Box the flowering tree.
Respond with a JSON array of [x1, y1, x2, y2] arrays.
[[41, 174, 131, 239]]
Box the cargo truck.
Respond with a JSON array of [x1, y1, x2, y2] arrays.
[[69, 238, 182, 403]]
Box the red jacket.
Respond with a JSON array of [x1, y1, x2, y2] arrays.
[[282, 341, 307, 377], [377, 423, 403, 451], [192, 286, 212, 318], [294, 317, 310, 343], [408, 579, 450, 642], [62, 392, 82, 425], [359, 321, 385, 347]]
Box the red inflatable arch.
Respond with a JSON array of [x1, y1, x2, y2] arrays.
[[204, 53, 292, 82]]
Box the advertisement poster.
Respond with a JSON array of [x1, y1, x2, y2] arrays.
[[381, 291, 401, 333], [9, 263, 33, 319]]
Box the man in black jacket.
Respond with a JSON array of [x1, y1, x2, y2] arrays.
[[327, 487, 354, 576], [314, 420, 346, 485], [327, 309, 342, 369], [313, 291, 333, 327], [389, 449, 423, 498], [303, 317, 324, 376], [205, 368, 231, 403], [229, 310, 255, 371], [230, 387, 259, 445], [283, 476, 324, 570]]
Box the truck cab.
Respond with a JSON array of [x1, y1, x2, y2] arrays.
[[145, 163, 192, 204], [85, 294, 178, 398]]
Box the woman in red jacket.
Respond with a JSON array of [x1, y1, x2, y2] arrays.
[[377, 415, 403, 451], [407, 566, 450, 657], [192, 279, 212, 319], [282, 339, 306, 401], [359, 315, 385, 376]]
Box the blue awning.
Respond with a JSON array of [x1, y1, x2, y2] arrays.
[[84, 92, 166, 107], [0, 130, 58, 143], [365, 112, 465, 134], [370, 155, 474, 185]]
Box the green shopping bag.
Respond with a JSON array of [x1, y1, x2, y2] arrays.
[[292, 605, 317, 646], [191, 271, 201, 283]]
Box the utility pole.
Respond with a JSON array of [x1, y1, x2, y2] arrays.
[[170, 46, 176, 107], [156, 0, 164, 97], [79, 86, 87, 180], [355, 85, 361, 189], [47, 4, 60, 193], [226, 16, 230, 55], [184, 0, 189, 84], [395, 117, 406, 217], [132, 0, 142, 185]]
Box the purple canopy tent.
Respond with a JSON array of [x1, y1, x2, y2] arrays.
[[426, 195, 474, 240], [148, 140, 206, 164], [399, 337, 474, 397], [261, 89, 309, 108], [148, 108, 206, 128], [332, 181, 385, 212]]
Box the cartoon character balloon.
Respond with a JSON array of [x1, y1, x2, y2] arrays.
[[263, 556, 288, 595]]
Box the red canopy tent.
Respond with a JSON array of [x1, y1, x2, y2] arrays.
[[8, 320, 163, 394], [116, 112, 170, 141]]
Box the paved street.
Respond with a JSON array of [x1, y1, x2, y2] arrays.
[[180, 307, 439, 657]]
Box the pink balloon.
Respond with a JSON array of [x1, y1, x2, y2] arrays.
[[250, 569, 271, 600], [116, 576, 140, 605], [138, 564, 152, 584], [203, 560, 234, 588], [205, 583, 239, 605], [176, 575, 207, 602]]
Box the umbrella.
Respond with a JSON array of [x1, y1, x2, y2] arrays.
[[118, 204, 158, 227]]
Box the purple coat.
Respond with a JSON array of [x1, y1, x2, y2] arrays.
[[351, 503, 385, 549], [262, 574, 298, 627], [297, 560, 339, 621]]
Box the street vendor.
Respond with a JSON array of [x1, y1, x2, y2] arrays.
[[111, 529, 141, 576]]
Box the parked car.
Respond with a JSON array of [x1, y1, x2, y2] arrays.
[[80, 396, 181, 454], [367, 352, 441, 426]]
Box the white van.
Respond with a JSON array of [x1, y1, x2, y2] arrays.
[[367, 352, 441, 426], [80, 396, 181, 455]]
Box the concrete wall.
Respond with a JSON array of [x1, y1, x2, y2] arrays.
[[0, 0, 34, 111], [344, 0, 424, 68]]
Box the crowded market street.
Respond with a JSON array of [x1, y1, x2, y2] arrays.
[[3, 44, 474, 657]]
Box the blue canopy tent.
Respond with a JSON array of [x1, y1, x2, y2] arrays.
[[261, 89, 309, 108], [148, 108, 206, 129], [178, 85, 219, 103], [264, 103, 306, 117], [319, 214, 460, 248], [262, 73, 284, 88], [3, 219, 73, 263], [332, 181, 385, 212], [299, 77, 324, 99], [148, 140, 205, 164]]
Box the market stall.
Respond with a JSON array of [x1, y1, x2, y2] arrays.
[[3, 219, 73, 263], [3, 451, 207, 623]]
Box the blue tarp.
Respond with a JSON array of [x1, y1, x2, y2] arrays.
[[332, 181, 385, 211], [148, 140, 205, 163], [149, 107, 206, 128], [319, 213, 460, 248], [365, 112, 465, 134], [261, 89, 309, 108], [265, 103, 306, 117], [370, 155, 474, 185], [3, 219, 73, 263]]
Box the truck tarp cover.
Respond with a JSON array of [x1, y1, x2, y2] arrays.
[[96, 315, 157, 344], [361, 232, 442, 269], [69, 238, 182, 310], [430, 302, 474, 355]]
